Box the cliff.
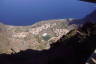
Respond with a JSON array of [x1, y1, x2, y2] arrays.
[[0, 20, 96, 64], [0, 19, 77, 54]]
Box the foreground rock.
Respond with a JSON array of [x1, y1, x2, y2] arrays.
[[0, 19, 77, 54]]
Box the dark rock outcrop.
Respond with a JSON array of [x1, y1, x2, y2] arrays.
[[80, 0, 96, 3], [83, 10, 96, 23]]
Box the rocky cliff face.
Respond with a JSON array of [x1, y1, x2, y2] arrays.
[[0, 19, 77, 54]]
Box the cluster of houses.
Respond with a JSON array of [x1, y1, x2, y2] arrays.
[[11, 23, 55, 38], [12, 32, 29, 38], [11, 23, 69, 40], [29, 23, 56, 35], [54, 29, 69, 37]]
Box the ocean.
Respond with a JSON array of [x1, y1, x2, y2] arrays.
[[0, 0, 95, 25]]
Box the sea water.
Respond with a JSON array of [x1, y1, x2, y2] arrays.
[[0, 0, 95, 25]]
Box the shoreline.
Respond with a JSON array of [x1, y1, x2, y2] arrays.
[[0, 18, 75, 27]]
